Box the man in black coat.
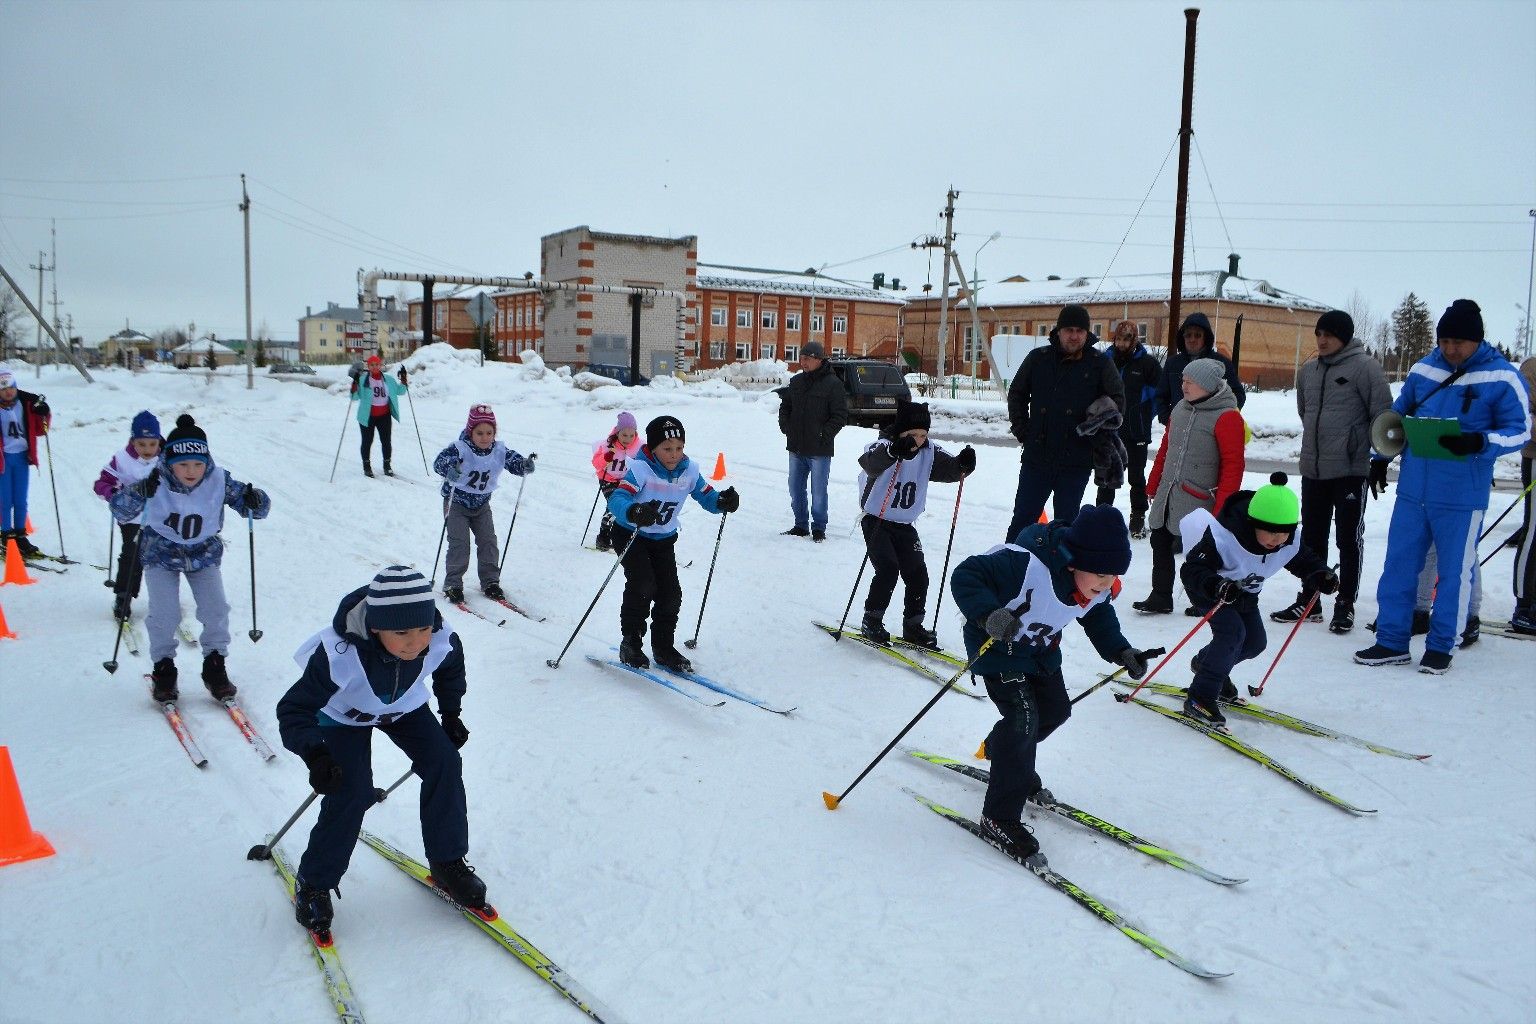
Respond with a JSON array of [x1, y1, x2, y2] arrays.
[[1005, 305, 1125, 541], [777, 341, 848, 541], [1154, 311, 1245, 424], [1096, 320, 1162, 536]]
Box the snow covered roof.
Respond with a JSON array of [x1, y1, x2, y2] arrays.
[[170, 338, 240, 355], [696, 267, 905, 306], [301, 305, 407, 322], [925, 269, 1329, 313]]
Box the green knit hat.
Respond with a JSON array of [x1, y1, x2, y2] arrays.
[[1249, 472, 1300, 531]]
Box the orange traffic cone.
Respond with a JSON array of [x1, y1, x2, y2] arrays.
[[0, 601, 15, 640], [710, 453, 728, 482], [0, 747, 55, 867], [974, 739, 988, 761], [24, 515, 34, 535], [1, 538, 37, 587]]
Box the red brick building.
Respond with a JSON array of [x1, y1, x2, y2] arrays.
[[406, 295, 477, 349], [690, 268, 904, 369]]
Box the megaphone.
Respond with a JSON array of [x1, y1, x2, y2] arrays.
[[1371, 410, 1406, 457]]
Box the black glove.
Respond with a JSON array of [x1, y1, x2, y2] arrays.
[[1368, 459, 1390, 499], [1310, 569, 1340, 596], [520, 453, 537, 475], [1116, 647, 1149, 680], [894, 434, 921, 460], [956, 445, 976, 475], [242, 483, 260, 507], [303, 747, 344, 795], [441, 714, 470, 749], [716, 487, 739, 514], [33, 397, 50, 418], [1437, 432, 1486, 457], [983, 607, 1023, 641], [1211, 579, 1241, 606], [628, 500, 662, 527], [140, 471, 160, 498], [396, 368, 409, 385]]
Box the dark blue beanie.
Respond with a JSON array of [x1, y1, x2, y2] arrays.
[[364, 565, 436, 631], [130, 410, 161, 440], [1063, 505, 1132, 575]]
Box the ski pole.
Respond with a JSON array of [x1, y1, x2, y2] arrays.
[[835, 466, 902, 639], [246, 511, 263, 642], [372, 768, 414, 804], [1479, 479, 1535, 544], [928, 475, 966, 634], [545, 529, 641, 669], [428, 495, 451, 587], [403, 378, 429, 473], [245, 792, 321, 861], [580, 483, 603, 547], [822, 638, 995, 811], [43, 432, 68, 561], [104, 514, 116, 589], [1071, 646, 1167, 705], [496, 456, 536, 574], [1248, 590, 1319, 698], [1120, 596, 1229, 702], [102, 527, 148, 674], [684, 511, 729, 650], [328, 392, 355, 484]]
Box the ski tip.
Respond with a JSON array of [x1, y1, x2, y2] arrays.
[[821, 791, 840, 810]]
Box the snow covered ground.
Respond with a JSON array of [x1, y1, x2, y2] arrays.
[[1, 348, 1532, 1024]]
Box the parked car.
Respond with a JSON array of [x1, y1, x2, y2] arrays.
[[827, 359, 912, 430], [268, 362, 316, 375]]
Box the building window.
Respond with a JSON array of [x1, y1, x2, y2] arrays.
[[832, 315, 847, 334], [435, 309, 445, 327], [811, 314, 824, 333], [831, 346, 846, 358], [962, 325, 979, 363], [710, 340, 725, 360], [786, 312, 801, 332], [711, 307, 726, 327], [784, 343, 799, 362], [319, 338, 328, 348], [761, 311, 777, 330], [319, 322, 326, 331], [736, 309, 751, 329], [735, 341, 750, 361], [761, 342, 775, 360], [1037, 324, 1051, 337], [517, 309, 525, 328], [1092, 322, 1105, 337], [1138, 322, 1149, 343]]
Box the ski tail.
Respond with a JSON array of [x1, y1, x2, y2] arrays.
[[813, 621, 983, 699], [270, 843, 366, 1023], [223, 699, 277, 761], [585, 655, 724, 707], [653, 664, 795, 715]]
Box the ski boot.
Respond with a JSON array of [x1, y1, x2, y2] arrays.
[[618, 636, 650, 669], [1510, 606, 1536, 636], [1459, 615, 1480, 648], [1419, 650, 1453, 675], [653, 645, 693, 674], [150, 658, 178, 703], [595, 517, 615, 551], [980, 816, 1040, 859], [482, 583, 506, 602], [1132, 592, 1172, 614], [202, 652, 237, 700], [859, 611, 891, 646], [1025, 783, 1057, 809], [1128, 514, 1146, 540], [362, 460, 375, 478], [430, 858, 488, 910], [1189, 653, 1240, 703], [1270, 596, 1323, 624], [1181, 693, 1228, 730], [901, 615, 941, 651], [14, 532, 41, 558], [293, 878, 335, 935], [443, 585, 464, 604], [1329, 601, 1355, 634]]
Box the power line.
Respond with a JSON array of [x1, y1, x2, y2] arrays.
[[959, 231, 1526, 255], [961, 189, 1531, 209], [0, 174, 235, 185], [247, 177, 471, 272], [251, 207, 456, 269], [963, 206, 1527, 227], [0, 205, 227, 222], [0, 190, 227, 206]]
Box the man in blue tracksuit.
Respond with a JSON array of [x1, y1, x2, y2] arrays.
[[1355, 299, 1531, 674]]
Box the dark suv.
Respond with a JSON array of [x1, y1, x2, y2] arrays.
[[828, 359, 912, 430]]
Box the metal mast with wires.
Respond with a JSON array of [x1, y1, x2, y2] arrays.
[[1168, 8, 1199, 347], [28, 239, 53, 379]]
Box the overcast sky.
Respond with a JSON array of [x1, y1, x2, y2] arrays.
[[3, 0, 1533, 352]]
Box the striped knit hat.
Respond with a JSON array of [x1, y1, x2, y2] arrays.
[[364, 566, 436, 631]]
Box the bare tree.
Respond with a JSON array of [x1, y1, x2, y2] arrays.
[[1344, 289, 1376, 345]]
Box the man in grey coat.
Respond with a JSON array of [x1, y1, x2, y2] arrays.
[[777, 341, 848, 541], [1271, 310, 1391, 633]]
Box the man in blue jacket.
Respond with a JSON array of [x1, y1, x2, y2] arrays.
[[1354, 299, 1531, 674]]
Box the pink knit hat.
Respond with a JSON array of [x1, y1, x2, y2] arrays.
[[466, 404, 496, 430], [615, 411, 637, 433]]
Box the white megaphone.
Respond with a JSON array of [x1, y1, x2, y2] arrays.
[[1370, 410, 1406, 457]]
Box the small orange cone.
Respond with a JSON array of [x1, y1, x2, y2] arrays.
[[1, 539, 37, 587], [0, 747, 55, 868], [0, 601, 16, 640], [974, 739, 988, 761], [24, 516, 34, 535], [710, 453, 727, 481]]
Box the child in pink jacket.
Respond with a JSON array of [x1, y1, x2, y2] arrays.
[[591, 411, 641, 551], [93, 410, 162, 620]]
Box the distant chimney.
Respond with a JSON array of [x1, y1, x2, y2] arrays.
[[306, 306, 312, 317], [1227, 253, 1240, 277]]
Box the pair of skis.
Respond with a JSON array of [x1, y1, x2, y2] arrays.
[[146, 677, 276, 768], [267, 832, 623, 1023], [115, 618, 199, 657], [585, 653, 794, 715], [444, 593, 546, 627], [813, 621, 984, 699]]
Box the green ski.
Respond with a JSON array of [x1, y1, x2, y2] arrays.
[[813, 621, 983, 699]]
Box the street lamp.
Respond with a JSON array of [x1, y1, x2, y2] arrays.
[[970, 232, 1001, 380]]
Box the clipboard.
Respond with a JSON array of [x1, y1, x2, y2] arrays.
[[1402, 416, 1465, 461]]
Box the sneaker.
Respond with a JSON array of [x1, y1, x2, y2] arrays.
[[1329, 602, 1355, 634], [980, 815, 1040, 859], [1353, 643, 1412, 667], [1271, 598, 1323, 624], [653, 646, 693, 674], [362, 462, 375, 478], [482, 583, 506, 602], [150, 658, 178, 703], [1459, 615, 1480, 649], [293, 878, 335, 935], [1132, 593, 1173, 614], [1129, 514, 1146, 539], [1419, 650, 1453, 675], [1182, 694, 1228, 730], [859, 613, 890, 646], [811, 530, 826, 543], [443, 586, 465, 604], [619, 637, 650, 669], [202, 652, 237, 700], [781, 525, 810, 537], [429, 858, 488, 909], [113, 591, 132, 621], [1510, 607, 1536, 636], [901, 616, 940, 650]]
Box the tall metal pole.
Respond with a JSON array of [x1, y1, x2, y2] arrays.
[[241, 174, 254, 389], [1167, 8, 1200, 352], [934, 187, 957, 381], [629, 291, 643, 384], [1523, 209, 1535, 358]]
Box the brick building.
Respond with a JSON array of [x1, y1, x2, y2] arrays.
[[490, 287, 544, 360], [299, 297, 409, 363], [405, 294, 477, 350], [691, 268, 904, 369]]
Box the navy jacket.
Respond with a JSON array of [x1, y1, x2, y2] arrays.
[[1111, 343, 1163, 446], [1155, 312, 1246, 423], [1007, 330, 1125, 468]]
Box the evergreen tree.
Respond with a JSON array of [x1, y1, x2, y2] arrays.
[[475, 322, 496, 362], [1389, 292, 1433, 377]]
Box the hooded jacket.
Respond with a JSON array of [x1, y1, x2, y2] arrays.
[[1296, 337, 1393, 479], [1146, 381, 1245, 531], [1179, 490, 1327, 612], [1007, 329, 1125, 468], [1154, 313, 1246, 423], [777, 359, 849, 458], [275, 586, 466, 757]]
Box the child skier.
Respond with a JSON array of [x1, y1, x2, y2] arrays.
[[0, 368, 52, 558], [950, 505, 1146, 858], [432, 404, 535, 604], [590, 411, 642, 552], [93, 410, 163, 620], [276, 566, 485, 935], [1178, 473, 1337, 728], [109, 414, 271, 702], [856, 399, 975, 647], [350, 354, 408, 477], [606, 415, 738, 672]]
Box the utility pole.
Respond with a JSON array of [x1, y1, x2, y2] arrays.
[[1524, 209, 1534, 358], [935, 188, 957, 382], [48, 221, 62, 373], [29, 244, 53, 379], [1168, 8, 1199, 353], [241, 174, 254, 389]]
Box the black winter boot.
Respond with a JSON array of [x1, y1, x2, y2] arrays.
[[430, 857, 488, 909], [1128, 514, 1147, 539], [293, 878, 334, 935], [619, 636, 650, 669], [1329, 601, 1355, 634], [362, 460, 375, 478], [150, 658, 178, 703], [113, 591, 133, 621], [202, 652, 237, 700], [860, 611, 890, 645], [383, 459, 393, 477], [1132, 592, 1173, 614], [653, 644, 693, 674]]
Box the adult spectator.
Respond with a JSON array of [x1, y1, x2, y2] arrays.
[[350, 354, 409, 478], [1154, 312, 1245, 424], [777, 341, 847, 542], [1005, 305, 1124, 540], [1509, 356, 1536, 635], [1097, 320, 1162, 537], [1271, 310, 1391, 634], [1354, 299, 1530, 674]]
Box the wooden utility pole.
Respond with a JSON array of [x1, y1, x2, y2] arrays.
[[241, 174, 254, 389], [1168, 8, 1199, 351], [29, 246, 52, 378], [934, 187, 957, 382]]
